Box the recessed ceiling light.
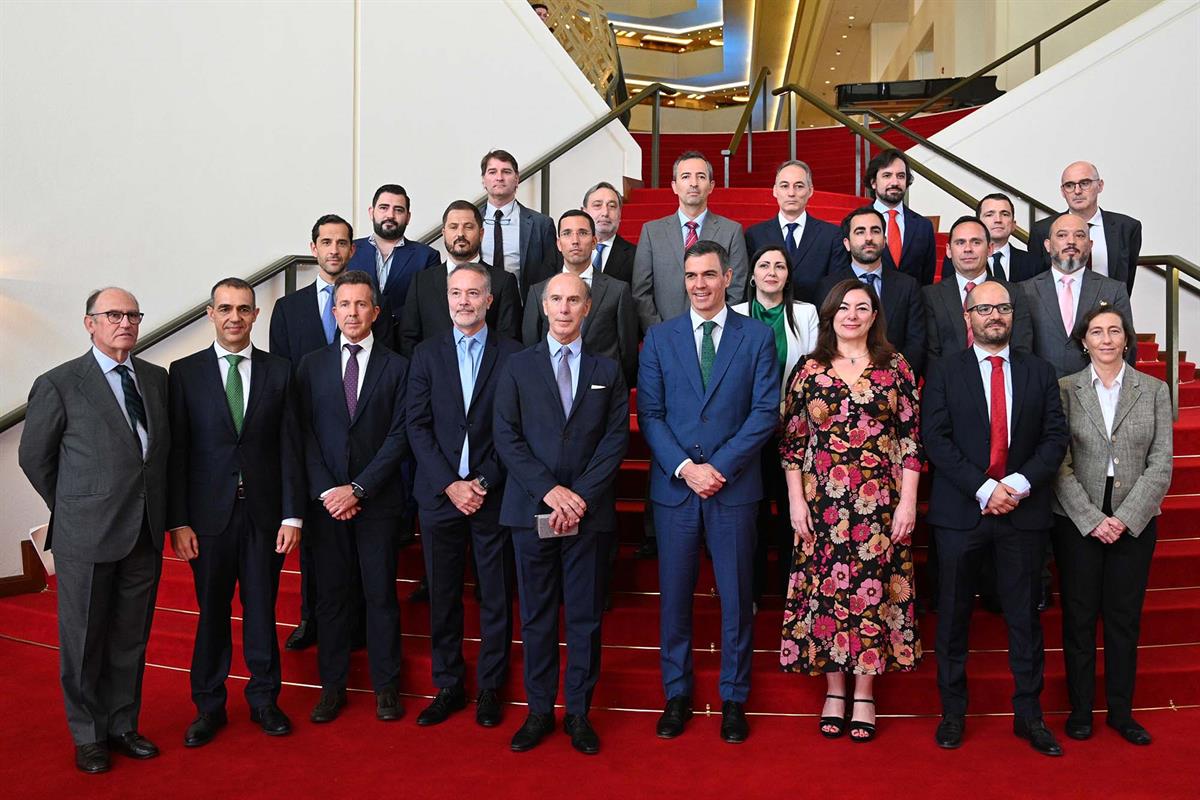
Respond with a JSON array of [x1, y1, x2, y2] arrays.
[[842, 34, 848, 39], [848, 15, 855, 20], [830, 66, 836, 70], [825, 80, 831, 84], [710, 38, 723, 46], [642, 34, 694, 46], [836, 50, 842, 55]]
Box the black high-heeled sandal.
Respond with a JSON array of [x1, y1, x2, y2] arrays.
[[849, 698, 876, 742], [819, 694, 847, 739]]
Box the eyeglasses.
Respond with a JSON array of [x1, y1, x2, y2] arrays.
[[1061, 179, 1097, 192], [88, 310, 145, 324], [967, 303, 1014, 316]]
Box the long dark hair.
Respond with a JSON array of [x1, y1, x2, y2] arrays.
[[808, 278, 895, 367], [748, 244, 800, 336]]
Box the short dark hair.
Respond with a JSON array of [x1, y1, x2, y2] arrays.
[[558, 208, 595, 236], [840, 206, 886, 239], [447, 263, 492, 294], [1071, 302, 1136, 356], [209, 277, 256, 307], [975, 192, 1014, 217], [442, 199, 484, 227], [480, 149, 519, 175], [582, 181, 622, 208], [371, 184, 409, 208], [684, 239, 730, 271], [530, 2, 549, 10], [948, 215, 991, 245], [774, 159, 814, 185], [864, 148, 913, 194], [85, 286, 136, 314], [312, 213, 353, 243], [672, 150, 713, 180], [332, 270, 380, 306], [808, 278, 895, 368]]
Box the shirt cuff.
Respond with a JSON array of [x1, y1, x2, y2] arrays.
[[281, 518, 302, 529], [168, 526, 189, 533], [319, 488, 333, 500], [1003, 473, 1031, 498], [674, 459, 694, 479], [975, 478, 998, 510]]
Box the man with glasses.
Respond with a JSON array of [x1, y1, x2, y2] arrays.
[[1028, 162, 1142, 291], [20, 288, 170, 774]]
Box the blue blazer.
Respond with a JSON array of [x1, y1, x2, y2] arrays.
[[349, 237, 440, 327], [295, 340, 410, 525], [921, 347, 1068, 531], [882, 205, 937, 285], [744, 215, 847, 303], [406, 328, 523, 524], [637, 309, 780, 507], [492, 342, 629, 531], [268, 281, 394, 366], [167, 346, 305, 537]]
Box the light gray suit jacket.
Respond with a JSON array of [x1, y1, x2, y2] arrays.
[[18, 351, 170, 562], [632, 211, 749, 332], [1020, 268, 1135, 378], [1053, 366, 1173, 537]]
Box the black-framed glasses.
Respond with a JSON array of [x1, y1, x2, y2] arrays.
[[1061, 179, 1097, 192], [88, 310, 145, 324], [967, 303, 1014, 316]]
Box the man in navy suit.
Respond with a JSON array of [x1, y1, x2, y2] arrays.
[[479, 149, 560, 296], [296, 270, 411, 725], [493, 272, 630, 755], [408, 264, 522, 729], [940, 194, 1039, 282], [922, 280, 1068, 756], [638, 240, 780, 744], [348, 183, 441, 335], [866, 148, 937, 286], [744, 159, 846, 302], [582, 181, 636, 285], [167, 278, 304, 746]]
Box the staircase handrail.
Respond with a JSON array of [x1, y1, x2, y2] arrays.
[[723, 67, 771, 187]]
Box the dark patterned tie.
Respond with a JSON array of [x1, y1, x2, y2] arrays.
[[593, 242, 606, 271], [990, 251, 1006, 281], [224, 354, 245, 434], [785, 222, 800, 261], [684, 221, 698, 253], [113, 364, 147, 437], [699, 321, 717, 389], [343, 343, 363, 418], [493, 209, 505, 272]]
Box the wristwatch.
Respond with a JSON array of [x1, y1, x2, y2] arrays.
[[474, 475, 491, 491], [351, 482, 366, 499]]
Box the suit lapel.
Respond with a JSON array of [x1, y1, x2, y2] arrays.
[[1102, 210, 1122, 276], [1110, 368, 1142, 433], [517, 202, 533, 268], [701, 313, 744, 407], [299, 283, 327, 344], [1034, 273, 1065, 336], [351, 345, 386, 425], [794, 217, 817, 262], [468, 332, 500, 415], [671, 316, 705, 400], [382, 246, 413, 295], [938, 280, 968, 350], [76, 354, 144, 456], [1078, 271, 1102, 320], [1072, 369, 1109, 440], [533, 340, 566, 425], [242, 348, 270, 432], [666, 217, 686, 273], [963, 350, 991, 430], [582, 275, 610, 340], [565, 353, 599, 427], [1009, 352, 1028, 433], [204, 347, 238, 438]]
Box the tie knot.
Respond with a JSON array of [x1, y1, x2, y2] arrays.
[[986, 355, 1005, 370], [224, 354, 244, 367], [558, 345, 572, 361], [888, 209, 898, 219], [345, 343, 362, 356], [596, 243, 605, 254], [786, 222, 798, 232], [322, 284, 333, 296], [701, 320, 717, 335], [1061, 275, 1074, 287], [965, 280, 977, 293], [114, 364, 131, 376], [685, 221, 698, 232], [494, 209, 504, 221], [862, 273, 878, 286]]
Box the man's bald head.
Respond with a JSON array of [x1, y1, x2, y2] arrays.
[[1059, 160, 1104, 217]]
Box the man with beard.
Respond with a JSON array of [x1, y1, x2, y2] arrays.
[[866, 149, 937, 286], [582, 181, 636, 285], [817, 207, 926, 374], [940, 194, 1039, 283], [922, 280, 1068, 756], [348, 184, 440, 335]]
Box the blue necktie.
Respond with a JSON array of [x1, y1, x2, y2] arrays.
[[861, 272, 880, 299], [593, 243, 606, 272], [457, 336, 480, 478], [321, 284, 336, 344], [784, 222, 799, 260]]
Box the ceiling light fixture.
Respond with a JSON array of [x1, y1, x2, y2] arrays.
[[710, 38, 723, 46], [641, 34, 694, 46]]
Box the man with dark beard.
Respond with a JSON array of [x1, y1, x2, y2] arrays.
[[866, 149, 937, 286]]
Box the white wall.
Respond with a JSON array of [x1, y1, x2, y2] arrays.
[[906, 0, 1200, 352], [0, 0, 640, 578]]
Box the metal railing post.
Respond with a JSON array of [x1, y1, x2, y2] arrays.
[[787, 92, 796, 161], [1167, 265, 1180, 419], [285, 263, 296, 295], [1034, 41, 1042, 75], [746, 121, 753, 177], [651, 91, 661, 189], [854, 126, 862, 198], [722, 150, 731, 189]]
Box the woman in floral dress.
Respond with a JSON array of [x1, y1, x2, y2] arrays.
[[779, 278, 924, 742]]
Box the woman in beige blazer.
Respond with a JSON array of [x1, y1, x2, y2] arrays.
[[1053, 304, 1173, 746]]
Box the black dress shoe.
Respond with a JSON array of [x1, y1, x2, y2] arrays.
[[1014, 717, 1063, 756], [935, 715, 965, 749], [656, 695, 693, 738], [720, 701, 749, 743], [563, 714, 600, 755], [376, 687, 405, 721], [1108, 718, 1152, 745], [184, 711, 227, 747], [408, 578, 429, 603], [633, 539, 658, 559], [108, 731, 159, 759], [475, 689, 502, 727], [1037, 584, 1054, 612], [310, 688, 347, 723], [510, 712, 555, 752], [250, 704, 292, 736], [285, 619, 317, 650], [1065, 715, 1093, 740], [75, 743, 110, 774], [417, 686, 467, 726]]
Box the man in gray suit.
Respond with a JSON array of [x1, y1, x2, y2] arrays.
[[19, 287, 170, 774], [524, 209, 639, 388], [632, 150, 748, 333], [1021, 213, 1136, 379]]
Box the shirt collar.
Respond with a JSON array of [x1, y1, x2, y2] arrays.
[[956, 270, 988, 294], [973, 344, 1011, 364], [596, 235, 616, 248], [455, 324, 488, 349], [214, 341, 253, 360], [344, 332, 374, 354], [851, 262, 883, 279], [995, 242, 1012, 260], [368, 234, 405, 250], [565, 265, 594, 284], [92, 345, 130, 373], [547, 334, 582, 357], [678, 209, 707, 228], [1090, 362, 1126, 389], [778, 210, 808, 229], [1087, 209, 1103, 226], [315, 274, 335, 290], [486, 199, 517, 218], [690, 304, 729, 332], [446, 256, 481, 273], [873, 198, 902, 216], [1051, 266, 1083, 282]]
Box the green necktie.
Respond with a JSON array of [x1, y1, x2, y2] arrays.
[[225, 354, 245, 435], [699, 320, 717, 389]]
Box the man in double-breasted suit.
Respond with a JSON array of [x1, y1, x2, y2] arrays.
[[494, 272, 630, 755], [167, 278, 305, 747], [19, 287, 169, 774]]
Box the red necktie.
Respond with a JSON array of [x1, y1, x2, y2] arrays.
[[684, 220, 698, 253], [886, 208, 902, 266], [964, 280, 977, 347], [986, 355, 1008, 480]]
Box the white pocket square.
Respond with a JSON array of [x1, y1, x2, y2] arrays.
[[590, 384, 606, 389]]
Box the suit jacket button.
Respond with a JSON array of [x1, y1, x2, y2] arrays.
[[701, 416, 708, 422], [1114, 480, 1122, 488], [1113, 457, 1119, 465]]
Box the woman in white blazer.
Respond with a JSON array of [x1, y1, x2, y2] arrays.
[[732, 245, 820, 603]]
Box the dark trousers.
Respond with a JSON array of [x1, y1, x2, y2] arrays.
[[188, 500, 285, 714], [935, 516, 1047, 719], [512, 525, 610, 716], [754, 435, 790, 599], [55, 521, 161, 745], [421, 510, 513, 690], [1052, 500, 1156, 724], [299, 530, 365, 638], [656, 496, 757, 703], [312, 514, 401, 692]]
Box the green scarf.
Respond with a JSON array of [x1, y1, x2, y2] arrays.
[[750, 298, 787, 372]]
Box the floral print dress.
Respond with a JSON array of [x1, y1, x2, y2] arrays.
[[778, 354, 924, 675]]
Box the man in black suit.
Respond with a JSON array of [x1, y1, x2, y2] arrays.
[[940, 194, 1039, 282], [922, 280, 1069, 756], [479, 149, 560, 295], [744, 159, 847, 302], [494, 272, 630, 755], [408, 263, 522, 729], [866, 148, 937, 285], [19, 287, 168, 774], [1028, 161, 1142, 292], [167, 278, 304, 746], [818, 207, 926, 374], [582, 181, 635, 285], [296, 270, 411, 724]]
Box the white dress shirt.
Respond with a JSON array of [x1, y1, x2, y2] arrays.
[[1091, 363, 1126, 476], [678, 209, 709, 245], [592, 236, 615, 272], [778, 211, 807, 248], [1051, 266, 1085, 326], [1086, 209, 1108, 278], [971, 344, 1031, 508], [483, 199, 521, 275], [564, 264, 594, 287], [340, 332, 374, 397], [93, 346, 149, 457], [675, 305, 729, 478], [955, 270, 989, 306]]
